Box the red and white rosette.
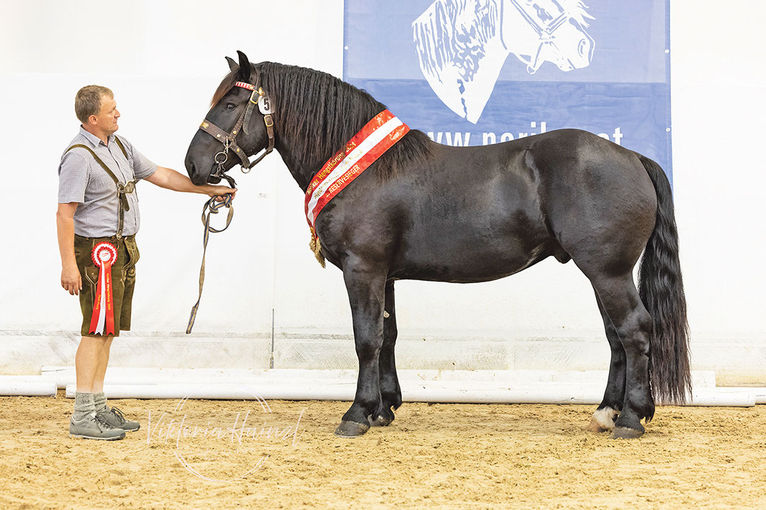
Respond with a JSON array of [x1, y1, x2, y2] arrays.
[[89, 242, 118, 336]]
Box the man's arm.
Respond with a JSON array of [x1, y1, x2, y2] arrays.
[[56, 202, 81, 295], [145, 166, 235, 197]]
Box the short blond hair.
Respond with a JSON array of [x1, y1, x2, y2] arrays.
[[75, 85, 113, 123]]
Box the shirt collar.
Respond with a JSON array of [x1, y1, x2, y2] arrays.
[[79, 126, 115, 148]]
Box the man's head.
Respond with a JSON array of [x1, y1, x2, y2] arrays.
[[75, 85, 119, 138]]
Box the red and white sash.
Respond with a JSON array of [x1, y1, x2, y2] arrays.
[[89, 242, 118, 336], [304, 110, 409, 234]]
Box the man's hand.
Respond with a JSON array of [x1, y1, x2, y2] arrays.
[[61, 263, 82, 295], [206, 185, 237, 201]]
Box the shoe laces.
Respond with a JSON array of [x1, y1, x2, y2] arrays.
[[109, 406, 127, 424], [94, 413, 115, 430]]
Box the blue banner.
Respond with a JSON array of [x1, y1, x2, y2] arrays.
[[344, 0, 672, 181]]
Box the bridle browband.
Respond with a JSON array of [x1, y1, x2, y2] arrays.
[[199, 80, 275, 187]]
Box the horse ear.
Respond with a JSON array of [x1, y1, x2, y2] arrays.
[[236, 50, 252, 81], [225, 56, 237, 71]]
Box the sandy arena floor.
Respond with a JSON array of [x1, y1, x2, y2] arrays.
[[0, 393, 763, 508]]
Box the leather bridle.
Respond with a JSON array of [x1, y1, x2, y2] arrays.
[[199, 80, 275, 187]]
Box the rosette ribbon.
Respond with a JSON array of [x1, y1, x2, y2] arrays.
[[89, 242, 118, 336]]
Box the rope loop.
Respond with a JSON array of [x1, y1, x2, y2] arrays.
[[201, 194, 234, 233]]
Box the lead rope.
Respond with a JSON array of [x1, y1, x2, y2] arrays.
[[186, 194, 234, 334]]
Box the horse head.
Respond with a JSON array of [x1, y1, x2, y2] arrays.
[[185, 50, 275, 186]]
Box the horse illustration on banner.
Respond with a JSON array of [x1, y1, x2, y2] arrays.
[[413, 0, 595, 123]]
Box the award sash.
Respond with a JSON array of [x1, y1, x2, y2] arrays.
[[304, 110, 409, 238]]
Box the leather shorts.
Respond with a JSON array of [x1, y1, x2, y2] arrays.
[[74, 234, 140, 337]]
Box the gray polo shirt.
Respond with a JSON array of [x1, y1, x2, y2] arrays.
[[58, 127, 157, 237]]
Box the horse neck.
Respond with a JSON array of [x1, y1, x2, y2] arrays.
[[273, 132, 327, 193], [257, 62, 386, 193]]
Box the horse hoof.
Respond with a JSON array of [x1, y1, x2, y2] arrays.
[[612, 426, 644, 439], [334, 420, 370, 437], [369, 415, 393, 427]]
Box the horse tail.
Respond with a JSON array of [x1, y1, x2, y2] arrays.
[[637, 154, 691, 404]]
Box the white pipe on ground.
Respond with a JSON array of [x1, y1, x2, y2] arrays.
[[13, 366, 754, 406], [42, 366, 719, 390], [0, 377, 57, 396], [66, 383, 351, 401], [63, 382, 756, 406]]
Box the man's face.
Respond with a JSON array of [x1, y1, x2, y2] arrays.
[[90, 94, 120, 135]]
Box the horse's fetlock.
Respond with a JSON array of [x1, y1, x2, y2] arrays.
[[381, 390, 402, 410]]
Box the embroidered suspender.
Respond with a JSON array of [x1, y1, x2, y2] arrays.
[[65, 137, 136, 239]]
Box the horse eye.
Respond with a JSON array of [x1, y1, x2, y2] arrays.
[[225, 102, 236, 110]]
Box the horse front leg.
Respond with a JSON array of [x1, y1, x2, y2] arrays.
[[335, 261, 387, 437], [370, 279, 401, 427]]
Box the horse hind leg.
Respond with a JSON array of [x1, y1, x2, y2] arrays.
[[589, 273, 655, 438], [370, 279, 402, 427], [587, 290, 625, 433]]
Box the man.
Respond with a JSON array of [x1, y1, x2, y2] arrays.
[[57, 85, 233, 440]]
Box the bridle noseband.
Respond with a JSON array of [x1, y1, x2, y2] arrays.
[[199, 80, 275, 186]]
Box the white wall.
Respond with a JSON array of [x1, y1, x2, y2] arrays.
[[1, 1, 764, 381]]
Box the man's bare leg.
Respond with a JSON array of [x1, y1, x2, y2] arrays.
[[75, 336, 103, 393], [93, 337, 112, 414], [92, 336, 113, 394]]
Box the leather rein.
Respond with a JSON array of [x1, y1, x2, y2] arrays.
[[198, 80, 275, 187]]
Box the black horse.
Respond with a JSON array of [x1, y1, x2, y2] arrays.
[[185, 51, 689, 439]]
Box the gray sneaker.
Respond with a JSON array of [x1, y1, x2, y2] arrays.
[[97, 406, 140, 432], [70, 413, 126, 440]]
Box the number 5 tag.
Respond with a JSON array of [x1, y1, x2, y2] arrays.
[[258, 95, 274, 115]]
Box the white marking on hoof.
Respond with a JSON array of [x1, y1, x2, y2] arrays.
[[588, 407, 619, 432]]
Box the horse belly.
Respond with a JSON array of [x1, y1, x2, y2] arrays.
[[393, 212, 554, 283]]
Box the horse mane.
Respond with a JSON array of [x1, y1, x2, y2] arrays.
[[248, 62, 431, 181]]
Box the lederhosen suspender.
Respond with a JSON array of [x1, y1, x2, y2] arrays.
[[65, 137, 136, 239]]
